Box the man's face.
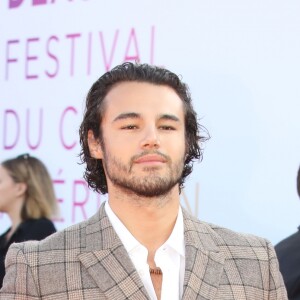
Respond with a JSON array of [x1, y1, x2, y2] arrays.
[[89, 81, 186, 197]]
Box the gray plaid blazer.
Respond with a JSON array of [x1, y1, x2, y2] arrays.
[[0, 203, 287, 299]]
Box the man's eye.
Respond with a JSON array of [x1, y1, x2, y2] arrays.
[[121, 125, 138, 130], [160, 126, 175, 130]]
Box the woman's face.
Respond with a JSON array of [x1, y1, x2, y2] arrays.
[[0, 165, 21, 213]]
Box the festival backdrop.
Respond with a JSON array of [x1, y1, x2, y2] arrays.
[[1, 0, 300, 245]]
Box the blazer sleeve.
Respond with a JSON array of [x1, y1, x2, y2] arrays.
[[0, 243, 39, 299], [267, 240, 288, 300]]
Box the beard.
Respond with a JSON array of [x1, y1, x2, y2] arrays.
[[102, 148, 184, 198]]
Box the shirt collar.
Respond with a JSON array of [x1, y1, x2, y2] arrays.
[[105, 201, 140, 253], [105, 201, 185, 258], [162, 206, 185, 257]]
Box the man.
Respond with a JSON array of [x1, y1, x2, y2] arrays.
[[275, 165, 300, 300], [0, 63, 287, 299]]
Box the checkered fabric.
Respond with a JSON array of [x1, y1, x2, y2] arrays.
[[0, 203, 287, 299]]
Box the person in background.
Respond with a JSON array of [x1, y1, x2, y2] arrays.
[[275, 165, 300, 300], [0, 154, 57, 288]]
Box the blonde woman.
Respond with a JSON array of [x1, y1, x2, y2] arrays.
[[0, 154, 57, 288]]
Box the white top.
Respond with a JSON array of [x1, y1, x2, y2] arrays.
[[105, 201, 185, 300]]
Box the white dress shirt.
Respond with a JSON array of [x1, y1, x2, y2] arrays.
[[105, 201, 185, 300]]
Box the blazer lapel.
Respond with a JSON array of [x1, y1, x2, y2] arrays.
[[78, 204, 149, 300], [182, 210, 225, 300]]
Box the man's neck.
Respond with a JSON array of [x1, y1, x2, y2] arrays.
[[108, 187, 180, 253]]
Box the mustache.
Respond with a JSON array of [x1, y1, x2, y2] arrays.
[[130, 151, 170, 165]]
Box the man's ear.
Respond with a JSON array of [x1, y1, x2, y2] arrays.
[[88, 130, 103, 159]]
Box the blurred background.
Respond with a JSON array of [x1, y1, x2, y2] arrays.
[[1, 0, 299, 245]]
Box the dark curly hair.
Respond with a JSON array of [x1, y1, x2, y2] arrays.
[[79, 62, 209, 194]]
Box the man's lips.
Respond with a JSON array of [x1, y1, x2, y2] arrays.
[[134, 154, 167, 164]]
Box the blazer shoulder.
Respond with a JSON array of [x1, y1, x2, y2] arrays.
[[208, 222, 268, 248], [183, 211, 288, 299], [183, 208, 269, 249]]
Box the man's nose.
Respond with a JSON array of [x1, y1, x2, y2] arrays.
[[140, 127, 160, 149]]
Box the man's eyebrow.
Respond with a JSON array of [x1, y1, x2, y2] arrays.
[[113, 112, 140, 122], [159, 114, 180, 122], [112, 113, 181, 123]]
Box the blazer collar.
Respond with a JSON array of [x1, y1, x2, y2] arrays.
[[78, 203, 225, 300], [78, 203, 150, 299], [182, 209, 225, 300]]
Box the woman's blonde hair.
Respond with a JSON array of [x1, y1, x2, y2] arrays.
[[2, 154, 58, 220]]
